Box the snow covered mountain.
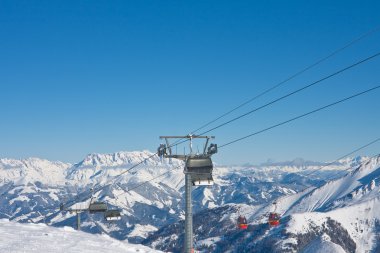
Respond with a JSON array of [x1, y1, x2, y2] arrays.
[[143, 155, 380, 253], [0, 157, 70, 185], [0, 150, 375, 252]]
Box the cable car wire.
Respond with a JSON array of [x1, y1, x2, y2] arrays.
[[66, 84, 380, 208], [187, 25, 380, 136], [61, 29, 380, 210], [113, 51, 380, 200], [168, 51, 380, 150], [219, 85, 380, 148], [302, 137, 380, 178], [65, 28, 380, 203], [196, 51, 380, 138], [167, 26, 380, 150]]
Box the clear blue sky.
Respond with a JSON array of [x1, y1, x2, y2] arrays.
[[1, 0, 380, 165]]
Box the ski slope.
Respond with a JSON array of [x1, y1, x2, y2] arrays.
[[0, 219, 162, 253]]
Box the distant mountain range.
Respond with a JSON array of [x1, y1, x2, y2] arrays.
[[0, 151, 377, 252]]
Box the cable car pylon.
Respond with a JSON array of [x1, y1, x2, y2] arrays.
[[158, 135, 217, 253]]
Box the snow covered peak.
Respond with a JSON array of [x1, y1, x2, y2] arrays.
[[76, 150, 163, 168], [260, 157, 325, 167], [0, 157, 70, 170], [259, 156, 368, 168], [0, 157, 70, 185], [65, 150, 184, 188], [276, 155, 380, 216], [350, 154, 380, 175]]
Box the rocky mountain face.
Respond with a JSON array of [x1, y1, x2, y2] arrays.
[[0, 151, 375, 252]]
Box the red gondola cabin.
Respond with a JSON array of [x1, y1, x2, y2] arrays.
[[237, 215, 248, 230], [268, 212, 280, 227]]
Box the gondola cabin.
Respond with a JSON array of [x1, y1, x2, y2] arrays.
[[237, 215, 248, 230], [89, 201, 107, 213], [268, 212, 280, 227], [104, 209, 122, 221], [186, 156, 214, 186]]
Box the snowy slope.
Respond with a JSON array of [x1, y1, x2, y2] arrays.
[[302, 234, 346, 253], [285, 197, 380, 252], [144, 155, 380, 252], [282, 156, 380, 214], [0, 219, 162, 253], [258, 156, 380, 253]]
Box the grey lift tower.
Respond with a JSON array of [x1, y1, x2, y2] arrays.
[[158, 135, 217, 253]]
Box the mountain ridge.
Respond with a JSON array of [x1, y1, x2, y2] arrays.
[[0, 150, 377, 252]]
